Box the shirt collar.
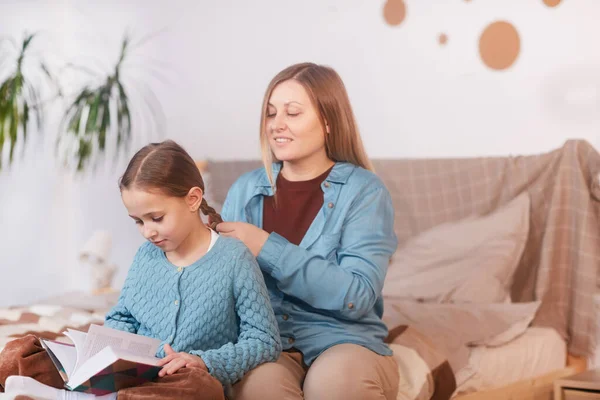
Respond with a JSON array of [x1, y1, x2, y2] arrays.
[[256, 162, 355, 187]]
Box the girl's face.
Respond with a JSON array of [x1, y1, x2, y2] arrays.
[[265, 80, 328, 165], [121, 188, 197, 252]]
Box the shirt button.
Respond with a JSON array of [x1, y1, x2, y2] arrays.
[[288, 337, 295, 345], [348, 302, 354, 309], [328, 202, 334, 208], [177, 266, 183, 273], [282, 314, 289, 321], [174, 300, 179, 306], [324, 182, 330, 188]]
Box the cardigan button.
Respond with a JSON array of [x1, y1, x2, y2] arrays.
[[328, 202, 334, 208], [348, 302, 354, 309], [324, 182, 330, 188], [282, 314, 289, 321], [288, 337, 295, 345]]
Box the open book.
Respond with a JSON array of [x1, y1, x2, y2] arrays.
[[40, 324, 162, 395]]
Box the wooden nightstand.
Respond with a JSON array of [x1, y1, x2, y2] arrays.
[[555, 370, 600, 399]]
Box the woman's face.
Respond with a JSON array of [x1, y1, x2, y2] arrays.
[[265, 80, 328, 165]]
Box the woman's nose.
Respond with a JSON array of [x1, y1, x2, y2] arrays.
[[271, 115, 286, 132]]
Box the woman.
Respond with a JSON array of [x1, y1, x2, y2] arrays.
[[216, 62, 399, 400]]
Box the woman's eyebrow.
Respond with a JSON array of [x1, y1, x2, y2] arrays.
[[267, 101, 303, 107]]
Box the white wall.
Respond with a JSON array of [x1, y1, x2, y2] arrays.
[[1, 0, 599, 306]]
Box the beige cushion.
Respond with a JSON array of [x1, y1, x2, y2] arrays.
[[383, 192, 530, 303], [383, 300, 541, 379]]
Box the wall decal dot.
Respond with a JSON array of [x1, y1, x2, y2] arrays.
[[543, 0, 562, 7], [383, 0, 406, 26], [479, 21, 520, 70], [439, 33, 448, 45]]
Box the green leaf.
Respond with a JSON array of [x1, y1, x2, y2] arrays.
[[21, 101, 28, 144], [9, 101, 18, 162], [25, 82, 41, 129], [0, 108, 4, 169], [116, 82, 131, 147], [85, 91, 102, 135], [77, 137, 92, 171], [98, 97, 110, 150]]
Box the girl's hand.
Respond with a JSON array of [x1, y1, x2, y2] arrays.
[[216, 222, 269, 257], [157, 344, 207, 377]]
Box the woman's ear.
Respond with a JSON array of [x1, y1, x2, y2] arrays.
[[186, 187, 204, 212]]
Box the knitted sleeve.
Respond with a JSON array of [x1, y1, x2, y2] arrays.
[[191, 246, 281, 386], [104, 245, 147, 333]]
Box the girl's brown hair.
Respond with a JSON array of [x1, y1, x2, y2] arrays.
[[119, 140, 222, 229], [259, 62, 373, 187]]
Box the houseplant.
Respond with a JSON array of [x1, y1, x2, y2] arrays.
[[0, 33, 56, 170], [59, 34, 164, 171]]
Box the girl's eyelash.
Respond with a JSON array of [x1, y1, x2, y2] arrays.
[[152, 216, 164, 222], [135, 220, 142, 225]]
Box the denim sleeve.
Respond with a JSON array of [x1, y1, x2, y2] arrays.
[[257, 185, 397, 320], [220, 175, 245, 222]]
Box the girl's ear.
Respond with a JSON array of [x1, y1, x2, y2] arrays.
[[186, 187, 204, 212]]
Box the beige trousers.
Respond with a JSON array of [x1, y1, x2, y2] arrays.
[[231, 344, 399, 400]]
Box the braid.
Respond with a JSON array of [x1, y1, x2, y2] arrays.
[[200, 198, 223, 230]]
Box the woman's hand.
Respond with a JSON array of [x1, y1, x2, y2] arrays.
[[157, 344, 207, 377], [216, 222, 270, 257]]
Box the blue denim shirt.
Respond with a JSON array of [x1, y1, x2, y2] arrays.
[[221, 162, 398, 365]]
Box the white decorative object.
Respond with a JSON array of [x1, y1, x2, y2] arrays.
[[80, 230, 117, 295]]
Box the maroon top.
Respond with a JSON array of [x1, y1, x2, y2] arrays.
[[263, 166, 333, 245]]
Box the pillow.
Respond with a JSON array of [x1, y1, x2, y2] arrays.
[[383, 192, 530, 304], [383, 300, 541, 378]]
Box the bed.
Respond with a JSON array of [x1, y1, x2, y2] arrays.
[[202, 138, 600, 399], [1, 139, 598, 400]]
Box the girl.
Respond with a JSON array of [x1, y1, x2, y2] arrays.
[[215, 62, 400, 400], [0, 140, 281, 400], [106, 139, 282, 398]]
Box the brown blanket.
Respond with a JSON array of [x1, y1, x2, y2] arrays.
[[386, 325, 456, 400], [0, 335, 225, 400], [0, 335, 64, 391]]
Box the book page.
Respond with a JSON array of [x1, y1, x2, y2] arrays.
[[79, 324, 161, 368], [67, 346, 160, 390], [40, 339, 77, 379], [64, 329, 88, 373]]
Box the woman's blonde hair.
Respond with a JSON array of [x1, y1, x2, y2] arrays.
[[259, 62, 373, 187]]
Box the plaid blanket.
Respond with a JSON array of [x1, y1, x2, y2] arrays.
[[0, 305, 107, 352]]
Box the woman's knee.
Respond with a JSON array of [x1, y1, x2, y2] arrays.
[[232, 361, 303, 400], [303, 344, 398, 400], [303, 356, 363, 399]]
